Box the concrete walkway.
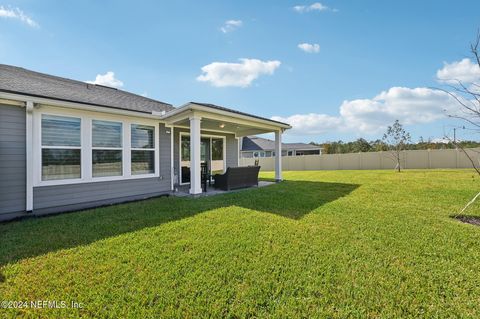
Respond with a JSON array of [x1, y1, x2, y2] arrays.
[[171, 181, 275, 197]]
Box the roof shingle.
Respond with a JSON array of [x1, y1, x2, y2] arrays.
[[0, 64, 174, 113]]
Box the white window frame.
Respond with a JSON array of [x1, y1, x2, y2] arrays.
[[91, 119, 124, 179], [130, 124, 157, 176], [33, 105, 160, 187], [179, 132, 226, 186], [40, 114, 82, 182]]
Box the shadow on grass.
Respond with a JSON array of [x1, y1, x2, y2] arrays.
[[0, 180, 358, 267]]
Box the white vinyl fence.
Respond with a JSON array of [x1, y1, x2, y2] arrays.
[[239, 148, 480, 171]]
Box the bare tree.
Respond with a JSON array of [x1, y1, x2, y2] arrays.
[[441, 31, 480, 135], [441, 31, 480, 215], [382, 120, 411, 172]]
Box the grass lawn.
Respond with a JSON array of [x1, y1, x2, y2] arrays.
[[1, 170, 480, 318]]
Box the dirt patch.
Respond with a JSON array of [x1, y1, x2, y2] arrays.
[[455, 215, 480, 226]]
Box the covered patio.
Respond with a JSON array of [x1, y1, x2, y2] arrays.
[[162, 102, 291, 195], [172, 180, 276, 197]]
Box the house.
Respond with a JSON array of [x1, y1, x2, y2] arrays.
[[240, 136, 322, 158], [0, 64, 291, 222]]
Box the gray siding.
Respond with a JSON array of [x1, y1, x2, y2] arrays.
[[173, 127, 239, 185], [0, 104, 26, 217], [226, 134, 239, 168], [32, 123, 172, 216]]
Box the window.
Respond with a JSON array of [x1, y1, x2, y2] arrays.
[[37, 110, 159, 186], [41, 115, 81, 181], [92, 120, 123, 177], [131, 124, 155, 175]]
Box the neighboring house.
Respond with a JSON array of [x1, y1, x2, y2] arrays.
[[0, 64, 291, 221], [240, 136, 322, 158]]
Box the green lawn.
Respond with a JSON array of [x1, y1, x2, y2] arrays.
[[1, 170, 480, 318]]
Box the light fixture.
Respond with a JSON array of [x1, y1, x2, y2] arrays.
[[219, 123, 225, 128]]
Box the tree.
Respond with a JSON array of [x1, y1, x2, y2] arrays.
[[382, 120, 411, 172], [442, 32, 480, 136], [440, 31, 480, 215], [352, 138, 372, 153]]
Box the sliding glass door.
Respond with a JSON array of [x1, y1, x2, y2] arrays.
[[211, 138, 224, 175], [180, 134, 225, 184]]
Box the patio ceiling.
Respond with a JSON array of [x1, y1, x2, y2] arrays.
[[171, 117, 277, 136], [162, 102, 291, 137]]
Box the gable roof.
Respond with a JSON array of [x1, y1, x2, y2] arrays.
[[0, 64, 174, 114], [241, 136, 321, 151], [190, 102, 290, 127]]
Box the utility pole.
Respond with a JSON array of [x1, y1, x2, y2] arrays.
[[454, 128, 456, 144]]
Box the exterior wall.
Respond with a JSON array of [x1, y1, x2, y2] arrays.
[[31, 123, 172, 216], [33, 177, 169, 215], [0, 104, 26, 219], [241, 151, 254, 158], [226, 135, 239, 168], [240, 148, 480, 171], [173, 127, 238, 185]]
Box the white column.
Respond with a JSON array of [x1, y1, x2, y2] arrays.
[[26, 101, 34, 212], [189, 115, 202, 194], [275, 130, 282, 181]]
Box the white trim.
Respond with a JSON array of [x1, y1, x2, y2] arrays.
[[173, 124, 238, 136], [33, 105, 160, 187], [162, 102, 291, 130], [0, 98, 25, 106], [25, 101, 34, 211], [124, 122, 132, 177], [178, 131, 227, 186], [165, 125, 174, 191], [0, 91, 168, 121]]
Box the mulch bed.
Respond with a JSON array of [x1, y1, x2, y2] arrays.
[[455, 215, 480, 226]]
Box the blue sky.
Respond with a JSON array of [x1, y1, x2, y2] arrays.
[[1, 1, 480, 143]]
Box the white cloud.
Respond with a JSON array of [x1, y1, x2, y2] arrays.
[[86, 71, 124, 88], [0, 6, 38, 27], [273, 87, 457, 135], [339, 87, 456, 133], [298, 43, 320, 53], [196, 58, 281, 88], [220, 20, 242, 33], [293, 3, 336, 13], [436, 58, 480, 84], [272, 113, 342, 135]]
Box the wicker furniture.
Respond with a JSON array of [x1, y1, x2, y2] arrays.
[[213, 166, 260, 191]]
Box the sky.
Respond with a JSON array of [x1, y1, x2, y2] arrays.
[[1, 0, 480, 143]]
